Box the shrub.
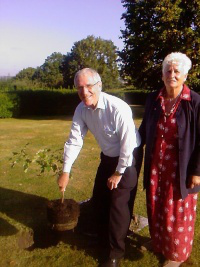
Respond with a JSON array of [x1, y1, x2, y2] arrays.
[[16, 89, 80, 116], [0, 92, 20, 118], [106, 89, 149, 105]]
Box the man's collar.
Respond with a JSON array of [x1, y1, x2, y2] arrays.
[[95, 92, 105, 110], [83, 92, 105, 110]]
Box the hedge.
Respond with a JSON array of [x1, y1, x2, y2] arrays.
[[16, 90, 80, 117], [109, 91, 148, 105], [0, 89, 148, 118]]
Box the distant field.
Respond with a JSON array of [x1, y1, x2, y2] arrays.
[[0, 107, 199, 266]]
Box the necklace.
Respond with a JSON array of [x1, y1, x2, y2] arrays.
[[164, 89, 182, 102], [163, 89, 182, 117], [164, 99, 179, 117]]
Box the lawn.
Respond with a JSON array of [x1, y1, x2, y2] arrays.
[[0, 106, 199, 267]]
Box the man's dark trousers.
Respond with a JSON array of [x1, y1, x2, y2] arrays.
[[92, 152, 138, 259]]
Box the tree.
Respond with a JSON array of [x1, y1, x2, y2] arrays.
[[37, 52, 64, 88], [14, 53, 64, 89], [15, 67, 36, 81], [61, 35, 120, 89], [120, 0, 200, 91], [14, 67, 39, 89]]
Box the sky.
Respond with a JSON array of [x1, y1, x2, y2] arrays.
[[0, 0, 126, 77]]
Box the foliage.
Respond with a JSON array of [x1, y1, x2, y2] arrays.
[[14, 53, 64, 89], [61, 35, 121, 89], [7, 36, 121, 91], [10, 143, 63, 176], [34, 52, 64, 88], [14, 67, 43, 90], [14, 89, 80, 117], [120, 0, 200, 91], [0, 78, 15, 91], [0, 92, 20, 118], [15, 67, 36, 80]]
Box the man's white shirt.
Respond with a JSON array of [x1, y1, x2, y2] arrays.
[[63, 92, 141, 173]]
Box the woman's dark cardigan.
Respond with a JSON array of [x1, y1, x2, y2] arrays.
[[135, 85, 200, 199]]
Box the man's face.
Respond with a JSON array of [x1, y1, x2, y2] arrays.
[[162, 63, 187, 91], [76, 72, 102, 109]]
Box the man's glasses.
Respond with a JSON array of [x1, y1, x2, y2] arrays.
[[77, 81, 99, 91]]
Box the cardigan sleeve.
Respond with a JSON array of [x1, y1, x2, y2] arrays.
[[189, 101, 200, 176]]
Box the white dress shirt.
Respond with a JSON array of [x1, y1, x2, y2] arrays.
[[63, 92, 141, 174]]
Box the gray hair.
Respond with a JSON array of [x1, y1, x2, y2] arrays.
[[74, 68, 102, 87], [162, 52, 192, 75]]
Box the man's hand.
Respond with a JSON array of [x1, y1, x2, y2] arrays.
[[107, 173, 122, 190], [187, 175, 200, 189], [57, 172, 70, 192]]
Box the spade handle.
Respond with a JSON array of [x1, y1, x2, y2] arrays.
[[61, 190, 65, 203]]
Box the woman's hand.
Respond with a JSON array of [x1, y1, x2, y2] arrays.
[[187, 175, 200, 189]]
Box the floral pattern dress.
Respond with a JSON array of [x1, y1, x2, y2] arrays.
[[147, 86, 198, 262]]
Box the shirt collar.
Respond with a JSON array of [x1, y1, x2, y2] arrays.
[[181, 84, 191, 101], [95, 92, 105, 110], [83, 92, 105, 110], [157, 84, 191, 101]]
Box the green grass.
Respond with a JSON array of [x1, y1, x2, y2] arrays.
[[0, 107, 199, 266]]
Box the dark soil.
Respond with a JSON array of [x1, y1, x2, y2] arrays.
[[47, 199, 80, 230]]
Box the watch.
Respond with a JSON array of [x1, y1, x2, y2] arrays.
[[114, 170, 123, 176]]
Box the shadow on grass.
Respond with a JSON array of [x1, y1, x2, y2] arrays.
[[14, 105, 145, 122], [0, 187, 147, 264], [0, 217, 18, 236], [0, 187, 49, 246]]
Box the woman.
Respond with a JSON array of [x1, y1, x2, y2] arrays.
[[137, 52, 200, 267]]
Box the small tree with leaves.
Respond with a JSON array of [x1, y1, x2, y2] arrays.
[[10, 143, 64, 176]]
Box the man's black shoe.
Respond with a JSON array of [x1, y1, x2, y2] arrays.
[[100, 258, 121, 267]]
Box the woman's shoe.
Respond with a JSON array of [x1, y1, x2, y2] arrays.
[[163, 260, 183, 267]]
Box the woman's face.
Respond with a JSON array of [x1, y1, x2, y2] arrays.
[[162, 63, 187, 92]]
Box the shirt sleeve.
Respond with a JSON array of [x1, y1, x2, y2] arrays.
[[62, 105, 88, 173], [115, 106, 141, 174]]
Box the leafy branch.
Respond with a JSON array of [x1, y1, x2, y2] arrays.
[[10, 143, 63, 176]]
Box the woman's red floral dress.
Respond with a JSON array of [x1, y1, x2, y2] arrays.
[[147, 86, 198, 262]]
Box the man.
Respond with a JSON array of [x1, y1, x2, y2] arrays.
[[58, 68, 140, 267]]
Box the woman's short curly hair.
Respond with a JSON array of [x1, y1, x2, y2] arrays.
[[162, 52, 192, 75]]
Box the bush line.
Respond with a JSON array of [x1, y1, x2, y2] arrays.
[[0, 89, 149, 118]]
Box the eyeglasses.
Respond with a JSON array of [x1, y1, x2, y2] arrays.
[[77, 81, 100, 91]]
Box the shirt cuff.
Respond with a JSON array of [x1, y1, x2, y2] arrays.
[[116, 166, 126, 174], [62, 163, 72, 173]]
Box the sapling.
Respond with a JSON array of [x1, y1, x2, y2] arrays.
[[10, 143, 64, 176], [10, 143, 78, 231]]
